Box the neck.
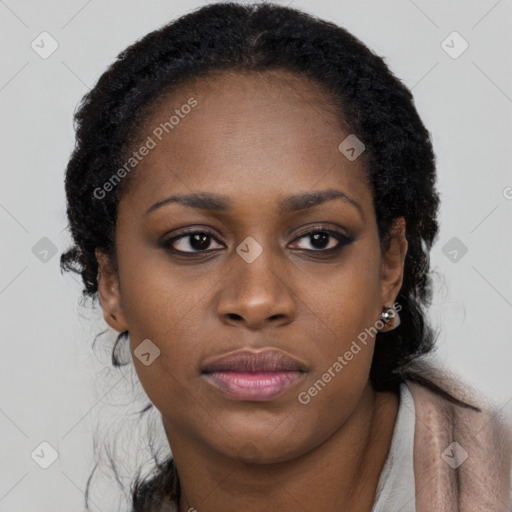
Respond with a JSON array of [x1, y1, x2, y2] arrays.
[[164, 382, 399, 512]]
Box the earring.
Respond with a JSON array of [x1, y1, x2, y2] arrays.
[[380, 305, 400, 330]]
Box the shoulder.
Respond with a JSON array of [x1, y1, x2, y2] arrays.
[[404, 363, 512, 453], [403, 364, 512, 511]]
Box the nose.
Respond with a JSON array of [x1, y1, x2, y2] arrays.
[[215, 247, 296, 330]]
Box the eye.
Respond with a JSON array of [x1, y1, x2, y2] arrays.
[[160, 230, 223, 254], [290, 227, 354, 252]]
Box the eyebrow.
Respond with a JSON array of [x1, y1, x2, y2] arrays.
[[143, 188, 364, 218]]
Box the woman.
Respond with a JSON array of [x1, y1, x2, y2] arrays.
[[60, 2, 512, 511]]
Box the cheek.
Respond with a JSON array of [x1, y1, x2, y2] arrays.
[[126, 307, 205, 425], [304, 240, 382, 341], [116, 237, 206, 339], [296, 242, 382, 391], [114, 242, 210, 407], [291, 267, 382, 444]]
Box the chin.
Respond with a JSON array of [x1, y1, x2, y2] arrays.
[[218, 431, 315, 465]]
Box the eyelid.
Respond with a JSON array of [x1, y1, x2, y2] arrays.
[[291, 223, 352, 240], [158, 225, 223, 244]]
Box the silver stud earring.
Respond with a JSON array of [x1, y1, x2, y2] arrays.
[[380, 305, 400, 329]]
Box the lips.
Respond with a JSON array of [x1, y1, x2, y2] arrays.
[[201, 349, 307, 401], [202, 349, 307, 373]]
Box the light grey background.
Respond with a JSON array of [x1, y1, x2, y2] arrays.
[[1, 0, 511, 510]]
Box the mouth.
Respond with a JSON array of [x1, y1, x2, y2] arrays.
[[201, 349, 307, 402]]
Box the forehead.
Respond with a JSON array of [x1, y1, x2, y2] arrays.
[[119, 69, 372, 214]]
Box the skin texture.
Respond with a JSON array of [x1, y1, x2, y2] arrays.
[[96, 70, 408, 512]]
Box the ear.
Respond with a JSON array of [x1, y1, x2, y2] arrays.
[[379, 217, 408, 309], [95, 249, 128, 333]]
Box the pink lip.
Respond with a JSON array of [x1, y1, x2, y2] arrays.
[[204, 370, 304, 401], [201, 349, 307, 401]]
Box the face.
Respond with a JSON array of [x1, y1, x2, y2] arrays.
[[96, 70, 407, 464]]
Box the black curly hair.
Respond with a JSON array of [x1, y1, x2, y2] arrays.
[[60, 1, 481, 509]]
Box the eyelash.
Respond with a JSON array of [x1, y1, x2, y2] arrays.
[[159, 225, 354, 257]]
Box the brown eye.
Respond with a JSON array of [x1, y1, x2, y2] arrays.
[[160, 230, 223, 254], [290, 228, 354, 253]]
